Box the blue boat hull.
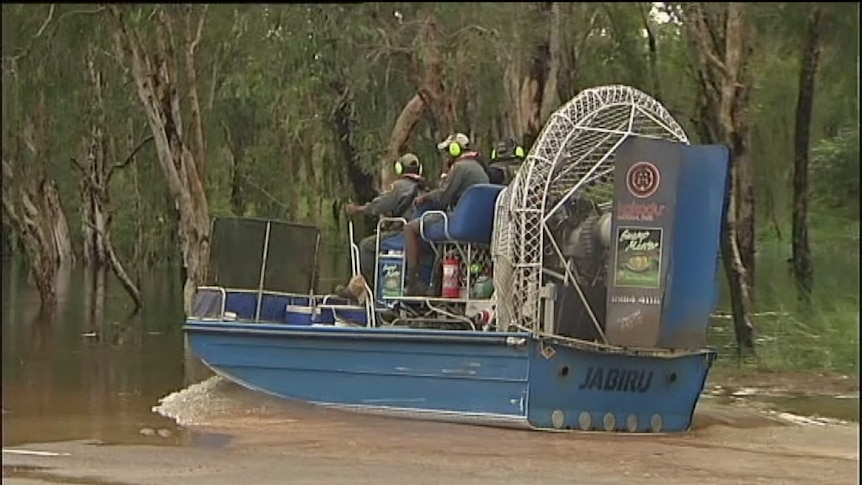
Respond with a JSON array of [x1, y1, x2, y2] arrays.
[[184, 320, 715, 433]]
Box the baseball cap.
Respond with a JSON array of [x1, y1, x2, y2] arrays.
[[436, 133, 470, 151], [398, 153, 420, 168], [492, 138, 517, 159]]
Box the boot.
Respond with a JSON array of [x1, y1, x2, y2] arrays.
[[334, 274, 370, 303], [333, 284, 355, 301]]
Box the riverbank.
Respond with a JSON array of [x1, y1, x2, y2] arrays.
[[710, 366, 859, 397]]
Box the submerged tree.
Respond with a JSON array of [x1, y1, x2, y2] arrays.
[[73, 43, 145, 310], [109, 5, 211, 314], [1, 95, 75, 308]]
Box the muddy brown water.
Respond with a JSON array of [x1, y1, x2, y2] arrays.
[[1, 260, 858, 453]]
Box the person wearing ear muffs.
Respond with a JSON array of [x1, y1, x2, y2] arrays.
[[402, 132, 489, 296], [338, 153, 426, 298], [487, 137, 526, 185]]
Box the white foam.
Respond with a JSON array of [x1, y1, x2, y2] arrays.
[[771, 411, 850, 427], [152, 376, 229, 427]]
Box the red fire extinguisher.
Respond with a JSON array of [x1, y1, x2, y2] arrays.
[[441, 252, 461, 299]]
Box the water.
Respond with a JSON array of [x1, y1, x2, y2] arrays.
[[1, 260, 195, 447], [1, 256, 857, 451], [0, 245, 352, 449]]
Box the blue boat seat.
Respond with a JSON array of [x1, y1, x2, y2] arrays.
[[225, 291, 258, 320], [419, 184, 505, 245], [378, 203, 434, 253]]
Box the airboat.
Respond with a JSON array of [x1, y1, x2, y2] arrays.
[[184, 85, 730, 433]]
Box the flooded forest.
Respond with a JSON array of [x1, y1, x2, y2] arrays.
[[1, 3, 859, 374]]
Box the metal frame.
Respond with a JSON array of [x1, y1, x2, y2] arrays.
[[347, 220, 378, 328], [192, 285, 227, 320], [417, 211, 492, 301], [253, 222, 273, 322], [500, 85, 689, 337], [373, 216, 409, 304], [209, 216, 322, 314]]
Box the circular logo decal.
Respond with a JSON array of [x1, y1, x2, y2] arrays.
[[625, 162, 661, 199]]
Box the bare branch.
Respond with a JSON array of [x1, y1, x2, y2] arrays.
[[193, 5, 207, 52], [55, 6, 105, 24], [104, 231, 142, 309], [69, 157, 87, 174], [107, 135, 154, 180], [679, 3, 729, 78], [34, 4, 57, 38], [446, 24, 499, 42]]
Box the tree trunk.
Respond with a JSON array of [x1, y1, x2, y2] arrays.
[[85, 266, 107, 338], [736, 147, 756, 290], [331, 81, 376, 203], [44, 178, 75, 268], [503, 62, 522, 141], [639, 3, 662, 103], [539, 2, 563, 124], [81, 45, 109, 268], [383, 94, 427, 188], [791, 5, 823, 303], [1, 94, 74, 308], [519, 4, 552, 148], [75, 44, 143, 311], [682, 2, 757, 355], [221, 121, 246, 216], [184, 5, 207, 192], [129, 118, 143, 282], [382, 15, 449, 188], [110, 6, 210, 315]]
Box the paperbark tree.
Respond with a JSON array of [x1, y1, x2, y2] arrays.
[[381, 15, 451, 188], [638, 3, 662, 103], [331, 81, 377, 204], [791, 4, 824, 303], [1, 95, 75, 307], [538, 2, 563, 125], [680, 2, 757, 355], [184, 5, 208, 192], [72, 44, 145, 310], [518, 3, 553, 148], [109, 5, 210, 314]]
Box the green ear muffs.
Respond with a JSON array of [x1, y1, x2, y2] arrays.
[[490, 149, 498, 161], [395, 155, 423, 176]]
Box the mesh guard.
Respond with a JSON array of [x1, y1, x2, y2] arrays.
[[208, 217, 321, 294]]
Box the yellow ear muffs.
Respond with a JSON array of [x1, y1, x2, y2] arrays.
[[515, 146, 525, 159], [490, 149, 498, 161], [448, 142, 462, 158]]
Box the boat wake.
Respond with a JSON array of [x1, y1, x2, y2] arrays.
[[153, 376, 315, 428], [152, 376, 231, 426]]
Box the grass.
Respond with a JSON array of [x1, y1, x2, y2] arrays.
[[709, 210, 860, 376]]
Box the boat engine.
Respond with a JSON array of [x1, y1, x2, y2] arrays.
[[545, 196, 612, 285], [544, 195, 613, 340]]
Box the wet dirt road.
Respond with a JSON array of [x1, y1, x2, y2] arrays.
[[3, 383, 859, 485]]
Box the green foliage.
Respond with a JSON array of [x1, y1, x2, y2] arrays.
[[811, 125, 860, 214], [1, 3, 858, 373]]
